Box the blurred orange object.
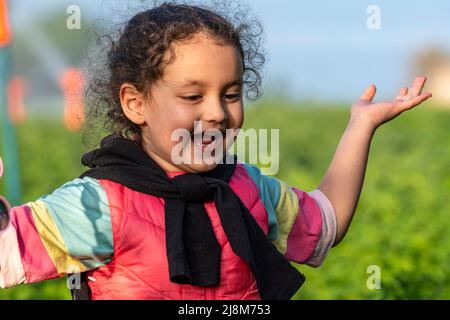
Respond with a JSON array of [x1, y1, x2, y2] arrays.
[[7, 76, 26, 124], [0, 0, 11, 47], [59, 68, 85, 131]]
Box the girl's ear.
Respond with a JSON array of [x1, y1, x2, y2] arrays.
[[120, 83, 146, 125]]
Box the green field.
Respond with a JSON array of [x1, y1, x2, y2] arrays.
[[1, 102, 449, 299]]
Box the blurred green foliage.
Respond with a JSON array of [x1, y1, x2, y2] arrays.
[[0, 102, 449, 299]]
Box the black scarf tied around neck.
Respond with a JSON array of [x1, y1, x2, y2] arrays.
[[80, 133, 305, 299]]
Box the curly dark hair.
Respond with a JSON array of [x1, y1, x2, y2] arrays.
[[82, 0, 266, 148]]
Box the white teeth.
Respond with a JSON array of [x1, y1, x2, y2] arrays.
[[190, 129, 225, 148]]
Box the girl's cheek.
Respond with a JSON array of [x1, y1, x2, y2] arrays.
[[172, 111, 199, 130], [231, 104, 245, 128]]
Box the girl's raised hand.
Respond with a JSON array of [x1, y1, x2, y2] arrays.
[[350, 76, 432, 129]]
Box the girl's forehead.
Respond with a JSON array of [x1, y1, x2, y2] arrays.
[[160, 43, 243, 87], [164, 33, 242, 65], [157, 75, 243, 91], [172, 78, 243, 89]]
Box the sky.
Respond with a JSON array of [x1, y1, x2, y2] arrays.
[[9, 0, 450, 104]]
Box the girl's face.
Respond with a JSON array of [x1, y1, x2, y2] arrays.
[[121, 32, 244, 173]]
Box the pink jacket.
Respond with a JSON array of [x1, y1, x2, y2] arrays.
[[0, 162, 336, 299]]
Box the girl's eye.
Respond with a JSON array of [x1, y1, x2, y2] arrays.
[[225, 93, 242, 100], [182, 95, 202, 101], [181, 93, 241, 102]]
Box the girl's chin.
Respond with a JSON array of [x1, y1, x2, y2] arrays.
[[175, 153, 228, 173], [183, 162, 219, 173], [166, 139, 233, 173]]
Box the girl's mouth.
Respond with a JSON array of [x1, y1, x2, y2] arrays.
[[191, 130, 224, 150]]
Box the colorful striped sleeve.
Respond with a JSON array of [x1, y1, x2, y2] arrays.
[[0, 177, 113, 288], [242, 163, 337, 268]]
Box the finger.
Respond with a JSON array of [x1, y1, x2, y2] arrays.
[[398, 87, 408, 96], [409, 76, 427, 96], [398, 92, 432, 110], [395, 87, 408, 100], [360, 84, 377, 102]]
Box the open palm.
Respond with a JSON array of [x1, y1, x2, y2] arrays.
[[351, 77, 432, 128]]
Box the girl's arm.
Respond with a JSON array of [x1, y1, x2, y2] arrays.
[[0, 177, 114, 288], [318, 77, 432, 246]]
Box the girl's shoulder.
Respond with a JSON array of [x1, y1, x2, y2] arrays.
[[38, 176, 108, 208], [28, 177, 112, 234], [236, 161, 282, 200]]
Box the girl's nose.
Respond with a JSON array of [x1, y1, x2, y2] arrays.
[[202, 100, 228, 124]]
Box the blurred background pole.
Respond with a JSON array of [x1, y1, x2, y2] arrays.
[[0, 0, 20, 205]]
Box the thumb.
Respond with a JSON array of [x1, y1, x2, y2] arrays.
[[359, 84, 377, 102]]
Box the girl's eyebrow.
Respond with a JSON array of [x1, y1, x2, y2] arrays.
[[176, 78, 243, 88]]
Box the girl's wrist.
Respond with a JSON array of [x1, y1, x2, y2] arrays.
[[348, 114, 378, 134]]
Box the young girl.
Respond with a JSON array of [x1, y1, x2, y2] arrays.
[[0, 2, 431, 300]]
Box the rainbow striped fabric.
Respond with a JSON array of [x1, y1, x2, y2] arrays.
[[242, 163, 336, 266], [0, 163, 336, 289], [0, 177, 113, 288]]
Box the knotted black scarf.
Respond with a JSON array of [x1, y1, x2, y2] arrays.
[[79, 133, 305, 299]]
